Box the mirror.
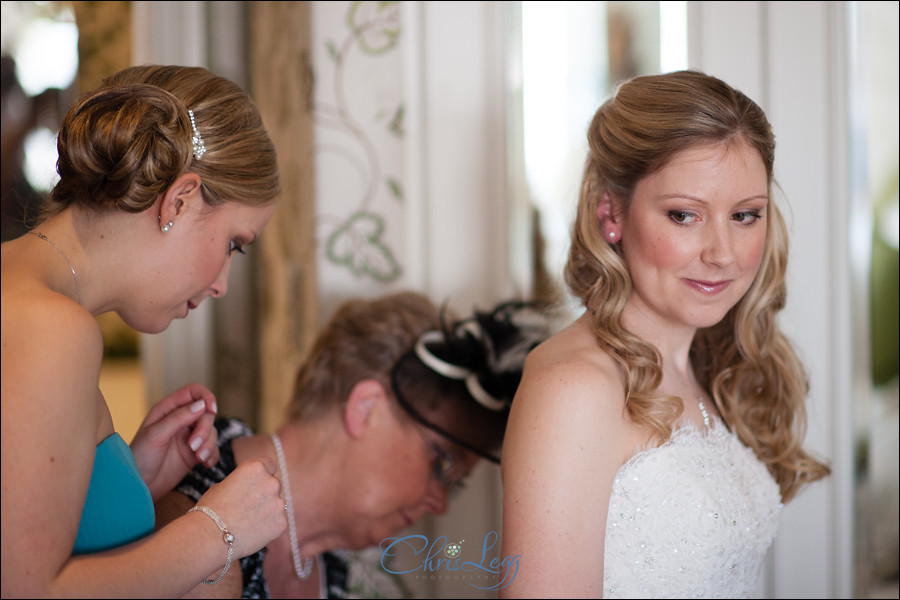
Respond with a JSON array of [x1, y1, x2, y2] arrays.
[[521, 1, 686, 313]]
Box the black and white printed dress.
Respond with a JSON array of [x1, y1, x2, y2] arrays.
[[177, 418, 405, 599]]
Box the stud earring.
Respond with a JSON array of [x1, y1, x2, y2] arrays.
[[608, 231, 617, 241], [161, 221, 174, 233]]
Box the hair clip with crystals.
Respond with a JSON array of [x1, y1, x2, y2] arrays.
[[188, 109, 206, 160]]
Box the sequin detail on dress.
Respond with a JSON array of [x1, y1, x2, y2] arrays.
[[603, 422, 782, 599]]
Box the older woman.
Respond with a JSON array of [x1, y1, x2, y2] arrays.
[[156, 290, 554, 598]]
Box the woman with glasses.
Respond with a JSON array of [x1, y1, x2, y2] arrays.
[[155, 290, 554, 598]]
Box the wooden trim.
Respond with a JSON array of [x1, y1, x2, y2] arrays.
[[249, 1, 318, 432]]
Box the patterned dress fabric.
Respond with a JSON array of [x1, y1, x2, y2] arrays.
[[177, 418, 405, 599], [603, 421, 783, 599]]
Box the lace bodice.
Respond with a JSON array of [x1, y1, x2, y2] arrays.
[[603, 421, 782, 599]]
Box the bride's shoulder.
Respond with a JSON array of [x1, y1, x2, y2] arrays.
[[512, 319, 625, 431], [522, 317, 620, 389]]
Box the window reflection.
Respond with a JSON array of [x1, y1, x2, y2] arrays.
[[521, 1, 686, 312], [1, 1, 78, 241]]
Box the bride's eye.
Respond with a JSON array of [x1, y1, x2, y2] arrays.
[[668, 210, 697, 225]]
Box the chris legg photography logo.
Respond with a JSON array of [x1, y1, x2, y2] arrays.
[[378, 531, 519, 591]]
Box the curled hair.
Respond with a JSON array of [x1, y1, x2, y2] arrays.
[[43, 65, 279, 220], [564, 70, 829, 501]]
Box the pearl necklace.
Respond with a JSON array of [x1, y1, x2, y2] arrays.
[[270, 433, 314, 580], [29, 231, 82, 305]]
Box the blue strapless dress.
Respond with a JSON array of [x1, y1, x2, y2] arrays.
[[72, 433, 155, 554]]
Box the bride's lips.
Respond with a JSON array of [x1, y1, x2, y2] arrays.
[[684, 279, 732, 295], [187, 300, 198, 310]]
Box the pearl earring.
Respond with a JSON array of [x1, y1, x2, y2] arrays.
[[161, 221, 174, 233], [608, 231, 617, 241]]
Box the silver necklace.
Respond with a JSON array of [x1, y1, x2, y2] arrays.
[[270, 433, 314, 580], [29, 231, 82, 306]]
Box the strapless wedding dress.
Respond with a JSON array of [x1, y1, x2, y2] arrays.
[[603, 421, 782, 598]]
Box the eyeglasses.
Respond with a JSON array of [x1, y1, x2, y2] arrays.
[[390, 352, 502, 464], [414, 424, 468, 496]]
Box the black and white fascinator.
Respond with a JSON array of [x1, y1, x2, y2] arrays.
[[416, 300, 554, 412], [391, 299, 555, 463]]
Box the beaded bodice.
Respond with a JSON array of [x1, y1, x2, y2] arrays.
[[603, 421, 782, 599]]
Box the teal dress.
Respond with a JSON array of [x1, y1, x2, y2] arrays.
[[72, 433, 155, 554]]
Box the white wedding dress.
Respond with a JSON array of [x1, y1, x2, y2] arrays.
[[603, 418, 783, 599]]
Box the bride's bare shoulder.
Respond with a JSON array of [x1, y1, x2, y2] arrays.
[[525, 314, 619, 380]]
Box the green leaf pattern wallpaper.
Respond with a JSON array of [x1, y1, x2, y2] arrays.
[[313, 1, 404, 287]]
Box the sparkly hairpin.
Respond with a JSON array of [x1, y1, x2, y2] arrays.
[[188, 109, 206, 160]]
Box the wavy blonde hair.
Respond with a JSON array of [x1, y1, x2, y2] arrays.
[[42, 64, 279, 220], [564, 70, 829, 501]]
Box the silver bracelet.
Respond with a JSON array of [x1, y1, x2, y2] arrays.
[[188, 505, 235, 585]]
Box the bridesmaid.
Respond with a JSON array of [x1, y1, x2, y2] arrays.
[[2, 65, 287, 598]]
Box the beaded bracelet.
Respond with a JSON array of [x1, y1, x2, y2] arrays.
[[188, 505, 235, 584]]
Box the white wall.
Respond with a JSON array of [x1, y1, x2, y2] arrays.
[[689, 2, 855, 598], [310, 1, 518, 325]]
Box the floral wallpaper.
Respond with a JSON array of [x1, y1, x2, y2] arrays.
[[312, 1, 405, 286]]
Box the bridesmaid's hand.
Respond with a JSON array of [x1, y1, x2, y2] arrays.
[[131, 383, 219, 500]]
